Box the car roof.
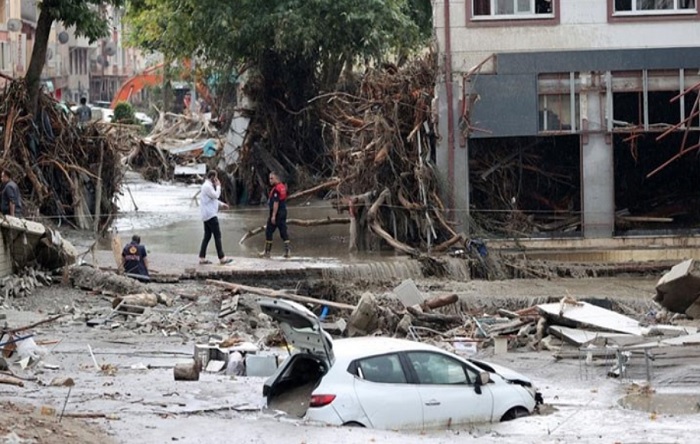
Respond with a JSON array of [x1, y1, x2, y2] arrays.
[[332, 337, 447, 362]]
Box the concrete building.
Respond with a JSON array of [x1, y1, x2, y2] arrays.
[[1, 1, 144, 104], [0, 0, 37, 81], [434, 0, 700, 243]]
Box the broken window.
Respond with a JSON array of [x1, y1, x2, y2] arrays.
[[613, 0, 696, 13], [473, 0, 554, 17], [610, 70, 700, 131], [538, 73, 580, 132]]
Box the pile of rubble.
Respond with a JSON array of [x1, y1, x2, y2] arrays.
[[126, 113, 221, 183], [5, 260, 700, 385]]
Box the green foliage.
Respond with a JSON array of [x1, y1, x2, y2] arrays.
[[113, 102, 135, 124], [125, 0, 432, 83], [39, 0, 125, 43]]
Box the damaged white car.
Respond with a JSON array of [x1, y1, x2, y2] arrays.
[[259, 298, 543, 430]]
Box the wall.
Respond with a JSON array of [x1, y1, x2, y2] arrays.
[[434, 0, 700, 74]]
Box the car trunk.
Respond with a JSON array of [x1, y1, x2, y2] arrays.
[[265, 354, 327, 418], [258, 298, 334, 418]]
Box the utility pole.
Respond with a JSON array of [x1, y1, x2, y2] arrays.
[[190, 56, 197, 114]]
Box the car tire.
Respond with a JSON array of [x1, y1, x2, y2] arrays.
[[500, 407, 530, 422], [342, 421, 366, 428]]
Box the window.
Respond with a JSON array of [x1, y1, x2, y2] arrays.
[[613, 0, 696, 14], [406, 352, 477, 385], [538, 73, 580, 132], [473, 0, 554, 18], [356, 354, 407, 384]]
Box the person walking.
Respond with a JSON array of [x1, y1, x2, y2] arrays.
[[121, 234, 149, 281], [76, 97, 92, 123], [1, 169, 23, 217], [261, 171, 290, 258], [199, 170, 233, 265]]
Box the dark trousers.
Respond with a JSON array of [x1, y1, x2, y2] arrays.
[[199, 217, 225, 259], [265, 209, 289, 241]]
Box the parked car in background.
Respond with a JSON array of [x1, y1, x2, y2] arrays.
[[259, 298, 542, 430]]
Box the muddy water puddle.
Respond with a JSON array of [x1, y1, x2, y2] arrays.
[[619, 393, 700, 415], [77, 172, 365, 260]]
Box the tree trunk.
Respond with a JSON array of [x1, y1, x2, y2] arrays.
[[163, 57, 173, 112], [25, 9, 55, 116]]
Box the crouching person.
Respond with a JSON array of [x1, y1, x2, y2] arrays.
[[121, 234, 150, 282]]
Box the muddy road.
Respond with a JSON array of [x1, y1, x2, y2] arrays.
[[4, 274, 699, 444]]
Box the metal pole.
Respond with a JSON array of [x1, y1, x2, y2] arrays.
[[190, 56, 197, 114]]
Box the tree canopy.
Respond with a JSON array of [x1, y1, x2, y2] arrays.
[[125, 0, 433, 202], [125, 0, 432, 88], [26, 0, 124, 113]]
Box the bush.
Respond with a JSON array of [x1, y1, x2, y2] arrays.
[[113, 102, 136, 124]]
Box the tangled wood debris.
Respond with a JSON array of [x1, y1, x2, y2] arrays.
[[0, 77, 122, 232], [320, 53, 458, 254], [125, 112, 221, 182], [233, 53, 464, 254]]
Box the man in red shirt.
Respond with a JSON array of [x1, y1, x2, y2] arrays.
[[261, 172, 290, 258]]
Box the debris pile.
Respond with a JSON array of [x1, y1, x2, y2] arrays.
[[0, 78, 123, 231], [0, 268, 53, 301], [469, 137, 581, 236], [320, 53, 461, 254], [127, 112, 221, 182], [231, 53, 463, 254]]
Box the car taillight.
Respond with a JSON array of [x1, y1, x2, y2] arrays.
[[309, 394, 336, 407]]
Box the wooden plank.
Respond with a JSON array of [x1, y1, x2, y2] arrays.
[[207, 280, 355, 311]]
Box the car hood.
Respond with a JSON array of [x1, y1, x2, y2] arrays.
[[258, 298, 334, 365], [467, 358, 533, 385]]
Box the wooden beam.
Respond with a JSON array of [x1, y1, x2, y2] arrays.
[[206, 280, 355, 311]]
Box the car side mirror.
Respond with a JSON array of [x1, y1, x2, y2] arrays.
[[478, 371, 490, 385], [474, 371, 490, 394]]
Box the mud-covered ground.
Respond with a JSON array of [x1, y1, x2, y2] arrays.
[[2, 274, 699, 444]]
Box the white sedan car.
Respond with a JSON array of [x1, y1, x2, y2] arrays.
[[259, 298, 542, 430]]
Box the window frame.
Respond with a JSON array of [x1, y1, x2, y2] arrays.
[[467, 0, 561, 27], [404, 351, 478, 386], [351, 353, 409, 384], [608, 0, 700, 22]]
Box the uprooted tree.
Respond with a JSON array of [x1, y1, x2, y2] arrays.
[[125, 1, 463, 254]]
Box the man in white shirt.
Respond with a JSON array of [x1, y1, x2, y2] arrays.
[[198, 170, 233, 265]]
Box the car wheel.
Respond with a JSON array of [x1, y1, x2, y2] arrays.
[[342, 421, 366, 428], [500, 407, 530, 422]]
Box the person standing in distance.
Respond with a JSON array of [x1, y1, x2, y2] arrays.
[[261, 171, 290, 258], [199, 170, 233, 265], [76, 97, 92, 123], [1, 170, 23, 217]]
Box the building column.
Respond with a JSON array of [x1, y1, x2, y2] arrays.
[[580, 73, 614, 238], [435, 80, 469, 233]]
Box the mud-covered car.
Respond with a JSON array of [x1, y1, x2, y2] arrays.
[[259, 298, 542, 430]]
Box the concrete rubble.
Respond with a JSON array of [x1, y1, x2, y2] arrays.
[[2, 261, 700, 442]]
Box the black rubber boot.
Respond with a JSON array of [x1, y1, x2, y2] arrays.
[[260, 241, 272, 258], [283, 241, 291, 258]]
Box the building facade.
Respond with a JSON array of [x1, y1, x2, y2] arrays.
[[1, 1, 143, 104], [434, 0, 700, 239]]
